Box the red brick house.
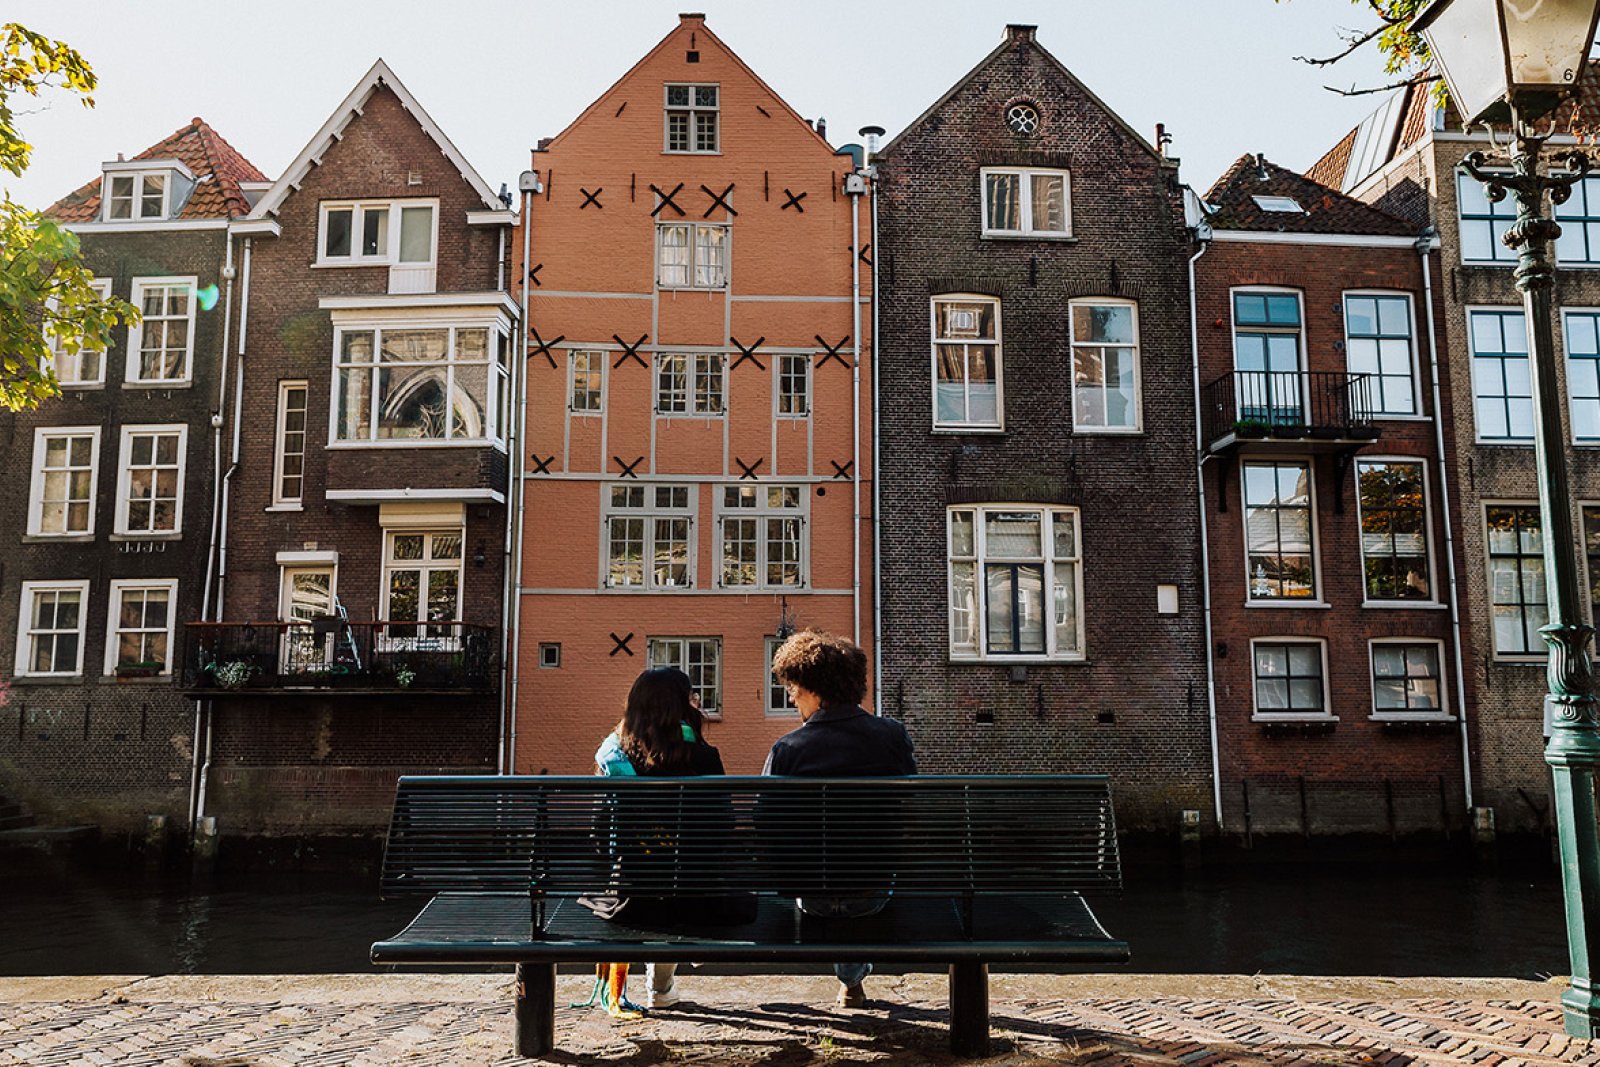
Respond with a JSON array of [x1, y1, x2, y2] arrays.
[[1193, 155, 1469, 837]]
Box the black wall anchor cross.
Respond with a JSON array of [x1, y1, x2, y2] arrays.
[[701, 183, 736, 217], [579, 187, 603, 210], [830, 460, 854, 480], [735, 457, 764, 481], [527, 263, 543, 287], [614, 455, 644, 479], [612, 334, 649, 369], [530, 326, 565, 369], [650, 182, 686, 217], [816, 335, 851, 368], [730, 336, 766, 372], [530, 454, 555, 475], [780, 189, 807, 212], [609, 632, 635, 657]]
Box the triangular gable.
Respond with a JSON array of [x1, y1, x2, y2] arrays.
[[540, 15, 835, 158], [248, 59, 503, 219]]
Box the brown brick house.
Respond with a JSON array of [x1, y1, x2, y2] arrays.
[[872, 25, 1209, 832], [182, 62, 516, 835], [1193, 154, 1469, 837], [0, 119, 263, 830]]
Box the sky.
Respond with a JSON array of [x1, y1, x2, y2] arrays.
[[4, 0, 1398, 211]]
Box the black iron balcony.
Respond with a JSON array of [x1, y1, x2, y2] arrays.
[[1201, 370, 1380, 452], [179, 620, 498, 695]]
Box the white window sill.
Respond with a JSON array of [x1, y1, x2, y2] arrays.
[[1459, 259, 1514, 268], [1361, 600, 1448, 610], [312, 260, 422, 270], [601, 586, 697, 593], [58, 382, 107, 391], [325, 438, 506, 450], [123, 380, 193, 390], [931, 426, 1005, 435], [658, 285, 729, 293], [981, 232, 1078, 242], [1493, 655, 1547, 665], [1251, 713, 1338, 723], [765, 710, 801, 720], [1074, 426, 1144, 436], [11, 673, 85, 684], [949, 655, 1087, 665], [1244, 600, 1331, 609], [1371, 414, 1431, 422], [1473, 439, 1533, 447], [22, 533, 95, 544], [1370, 712, 1456, 722], [662, 150, 722, 156], [776, 413, 810, 421], [265, 504, 305, 513], [110, 531, 183, 541], [569, 409, 605, 417], [653, 412, 726, 420]]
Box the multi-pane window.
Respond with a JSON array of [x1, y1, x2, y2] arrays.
[[569, 350, 604, 413], [274, 382, 308, 507], [764, 636, 797, 717], [932, 296, 1001, 429], [980, 167, 1070, 236], [948, 506, 1082, 660], [105, 580, 176, 674], [334, 324, 506, 441], [1586, 506, 1600, 624], [1345, 293, 1417, 416], [1371, 641, 1445, 715], [1458, 171, 1518, 264], [1356, 459, 1431, 601], [105, 172, 166, 221], [280, 567, 335, 672], [664, 84, 719, 153], [49, 278, 111, 386], [1243, 461, 1315, 601], [720, 486, 804, 588], [128, 279, 195, 384], [647, 636, 722, 715], [116, 426, 185, 536], [1486, 505, 1547, 656], [1555, 175, 1600, 265], [1252, 641, 1327, 717], [1469, 309, 1533, 441], [15, 581, 89, 677], [657, 223, 728, 289], [319, 200, 436, 265], [778, 353, 810, 417], [1233, 290, 1304, 425], [28, 428, 98, 537], [1070, 299, 1139, 431], [655, 351, 725, 415], [1565, 311, 1600, 441], [384, 529, 463, 637], [605, 484, 693, 590]]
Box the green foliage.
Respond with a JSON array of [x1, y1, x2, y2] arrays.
[[0, 23, 137, 411], [1278, 0, 1449, 106]]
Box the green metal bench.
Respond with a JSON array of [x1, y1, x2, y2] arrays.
[[371, 774, 1128, 1057]]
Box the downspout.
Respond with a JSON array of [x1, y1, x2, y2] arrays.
[[496, 219, 515, 776], [1419, 231, 1474, 812], [848, 174, 864, 650], [869, 168, 882, 715], [1188, 230, 1224, 830], [506, 172, 540, 774]]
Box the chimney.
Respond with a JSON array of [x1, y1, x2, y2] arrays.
[[679, 11, 705, 22], [816, 116, 827, 140], [1005, 24, 1037, 43], [1254, 153, 1270, 181], [1154, 123, 1173, 159], [859, 125, 886, 157]]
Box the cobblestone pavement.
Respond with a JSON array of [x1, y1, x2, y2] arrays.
[[1, 974, 1596, 1066]]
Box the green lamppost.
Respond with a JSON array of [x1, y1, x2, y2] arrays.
[[1413, 0, 1600, 1038]]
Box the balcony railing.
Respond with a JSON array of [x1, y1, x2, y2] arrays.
[[1201, 370, 1379, 450], [180, 620, 498, 694]]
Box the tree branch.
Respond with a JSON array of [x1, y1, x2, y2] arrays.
[[1323, 73, 1439, 98], [1367, 0, 1408, 25], [1294, 23, 1387, 67]]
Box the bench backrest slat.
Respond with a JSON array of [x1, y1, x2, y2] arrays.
[[380, 775, 1120, 898]]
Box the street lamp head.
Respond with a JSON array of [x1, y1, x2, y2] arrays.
[[1413, 0, 1600, 126]]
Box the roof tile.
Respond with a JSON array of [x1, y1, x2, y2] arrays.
[[1204, 153, 1418, 237], [45, 117, 265, 222]]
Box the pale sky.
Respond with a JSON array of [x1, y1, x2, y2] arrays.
[[5, 0, 1396, 211]]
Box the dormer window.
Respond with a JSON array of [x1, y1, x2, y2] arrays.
[[100, 160, 191, 223]]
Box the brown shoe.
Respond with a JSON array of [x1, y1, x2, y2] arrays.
[[836, 982, 866, 1008]]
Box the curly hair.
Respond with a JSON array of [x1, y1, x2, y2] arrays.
[[770, 628, 868, 707]]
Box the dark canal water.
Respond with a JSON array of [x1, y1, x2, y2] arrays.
[[0, 855, 1570, 978]]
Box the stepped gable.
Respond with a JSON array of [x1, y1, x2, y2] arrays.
[[1204, 153, 1417, 237], [45, 117, 265, 222]]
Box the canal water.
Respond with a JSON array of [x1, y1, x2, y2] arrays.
[[0, 854, 1568, 979]]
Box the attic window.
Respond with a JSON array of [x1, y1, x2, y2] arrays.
[[1252, 195, 1305, 214], [1005, 103, 1040, 136], [105, 172, 168, 221]]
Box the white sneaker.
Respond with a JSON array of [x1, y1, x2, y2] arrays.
[[646, 983, 679, 1009]]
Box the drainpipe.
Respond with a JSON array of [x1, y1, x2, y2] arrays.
[[505, 171, 541, 774], [1419, 230, 1473, 812], [848, 172, 865, 650], [1188, 231, 1224, 830], [869, 167, 882, 715], [495, 216, 516, 776]]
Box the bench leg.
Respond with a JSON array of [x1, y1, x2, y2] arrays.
[[948, 962, 990, 1057], [515, 962, 556, 1058]]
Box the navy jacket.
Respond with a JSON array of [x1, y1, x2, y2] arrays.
[[762, 704, 917, 777]]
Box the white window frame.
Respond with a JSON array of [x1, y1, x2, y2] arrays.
[[1563, 308, 1600, 443], [27, 426, 100, 539], [947, 504, 1084, 663], [931, 294, 1004, 431], [979, 166, 1072, 237], [1249, 637, 1333, 721], [646, 636, 723, 717], [764, 635, 799, 718], [381, 528, 465, 630], [777, 353, 811, 418], [1343, 290, 1421, 418], [126, 277, 197, 386], [103, 578, 179, 676], [1354, 456, 1437, 606], [1068, 297, 1142, 433], [15, 580, 91, 678], [1466, 306, 1533, 443], [655, 222, 729, 290], [1483, 501, 1547, 660], [114, 424, 187, 537], [47, 278, 111, 388], [1230, 286, 1307, 423], [273, 381, 309, 509], [569, 349, 606, 414], [602, 483, 696, 590], [717, 484, 808, 589], [316, 198, 439, 267], [654, 351, 726, 417], [663, 83, 720, 154], [330, 319, 511, 445], [1369, 638, 1451, 720], [102, 170, 171, 222], [1241, 459, 1321, 604]]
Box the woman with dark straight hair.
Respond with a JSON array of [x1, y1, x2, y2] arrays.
[[584, 667, 724, 1016]]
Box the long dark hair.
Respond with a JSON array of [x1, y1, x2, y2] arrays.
[[617, 667, 706, 774]]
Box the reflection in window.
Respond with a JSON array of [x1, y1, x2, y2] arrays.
[[1243, 461, 1314, 600], [933, 296, 1001, 428], [335, 325, 504, 441], [1486, 505, 1546, 656], [1253, 642, 1325, 715], [1469, 309, 1532, 441], [1356, 460, 1431, 601], [1070, 300, 1139, 430], [948, 505, 1080, 660]]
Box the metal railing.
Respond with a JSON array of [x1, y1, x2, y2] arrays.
[[181, 620, 498, 693], [1201, 370, 1377, 448]]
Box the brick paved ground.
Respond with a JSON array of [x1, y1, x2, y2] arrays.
[[0, 974, 1595, 1066]]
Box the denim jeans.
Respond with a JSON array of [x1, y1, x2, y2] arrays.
[[798, 894, 890, 987]]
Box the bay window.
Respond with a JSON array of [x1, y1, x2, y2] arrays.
[[333, 322, 509, 442]]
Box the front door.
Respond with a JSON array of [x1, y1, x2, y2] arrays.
[[279, 567, 335, 673]]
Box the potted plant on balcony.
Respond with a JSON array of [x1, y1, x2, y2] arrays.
[[1232, 418, 1271, 439], [114, 660, 165, 679], [210, 659, 258, 691], [393, 662, 417, 689]]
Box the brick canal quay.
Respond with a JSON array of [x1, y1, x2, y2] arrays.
[[2, 973, 1598, 1066]]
